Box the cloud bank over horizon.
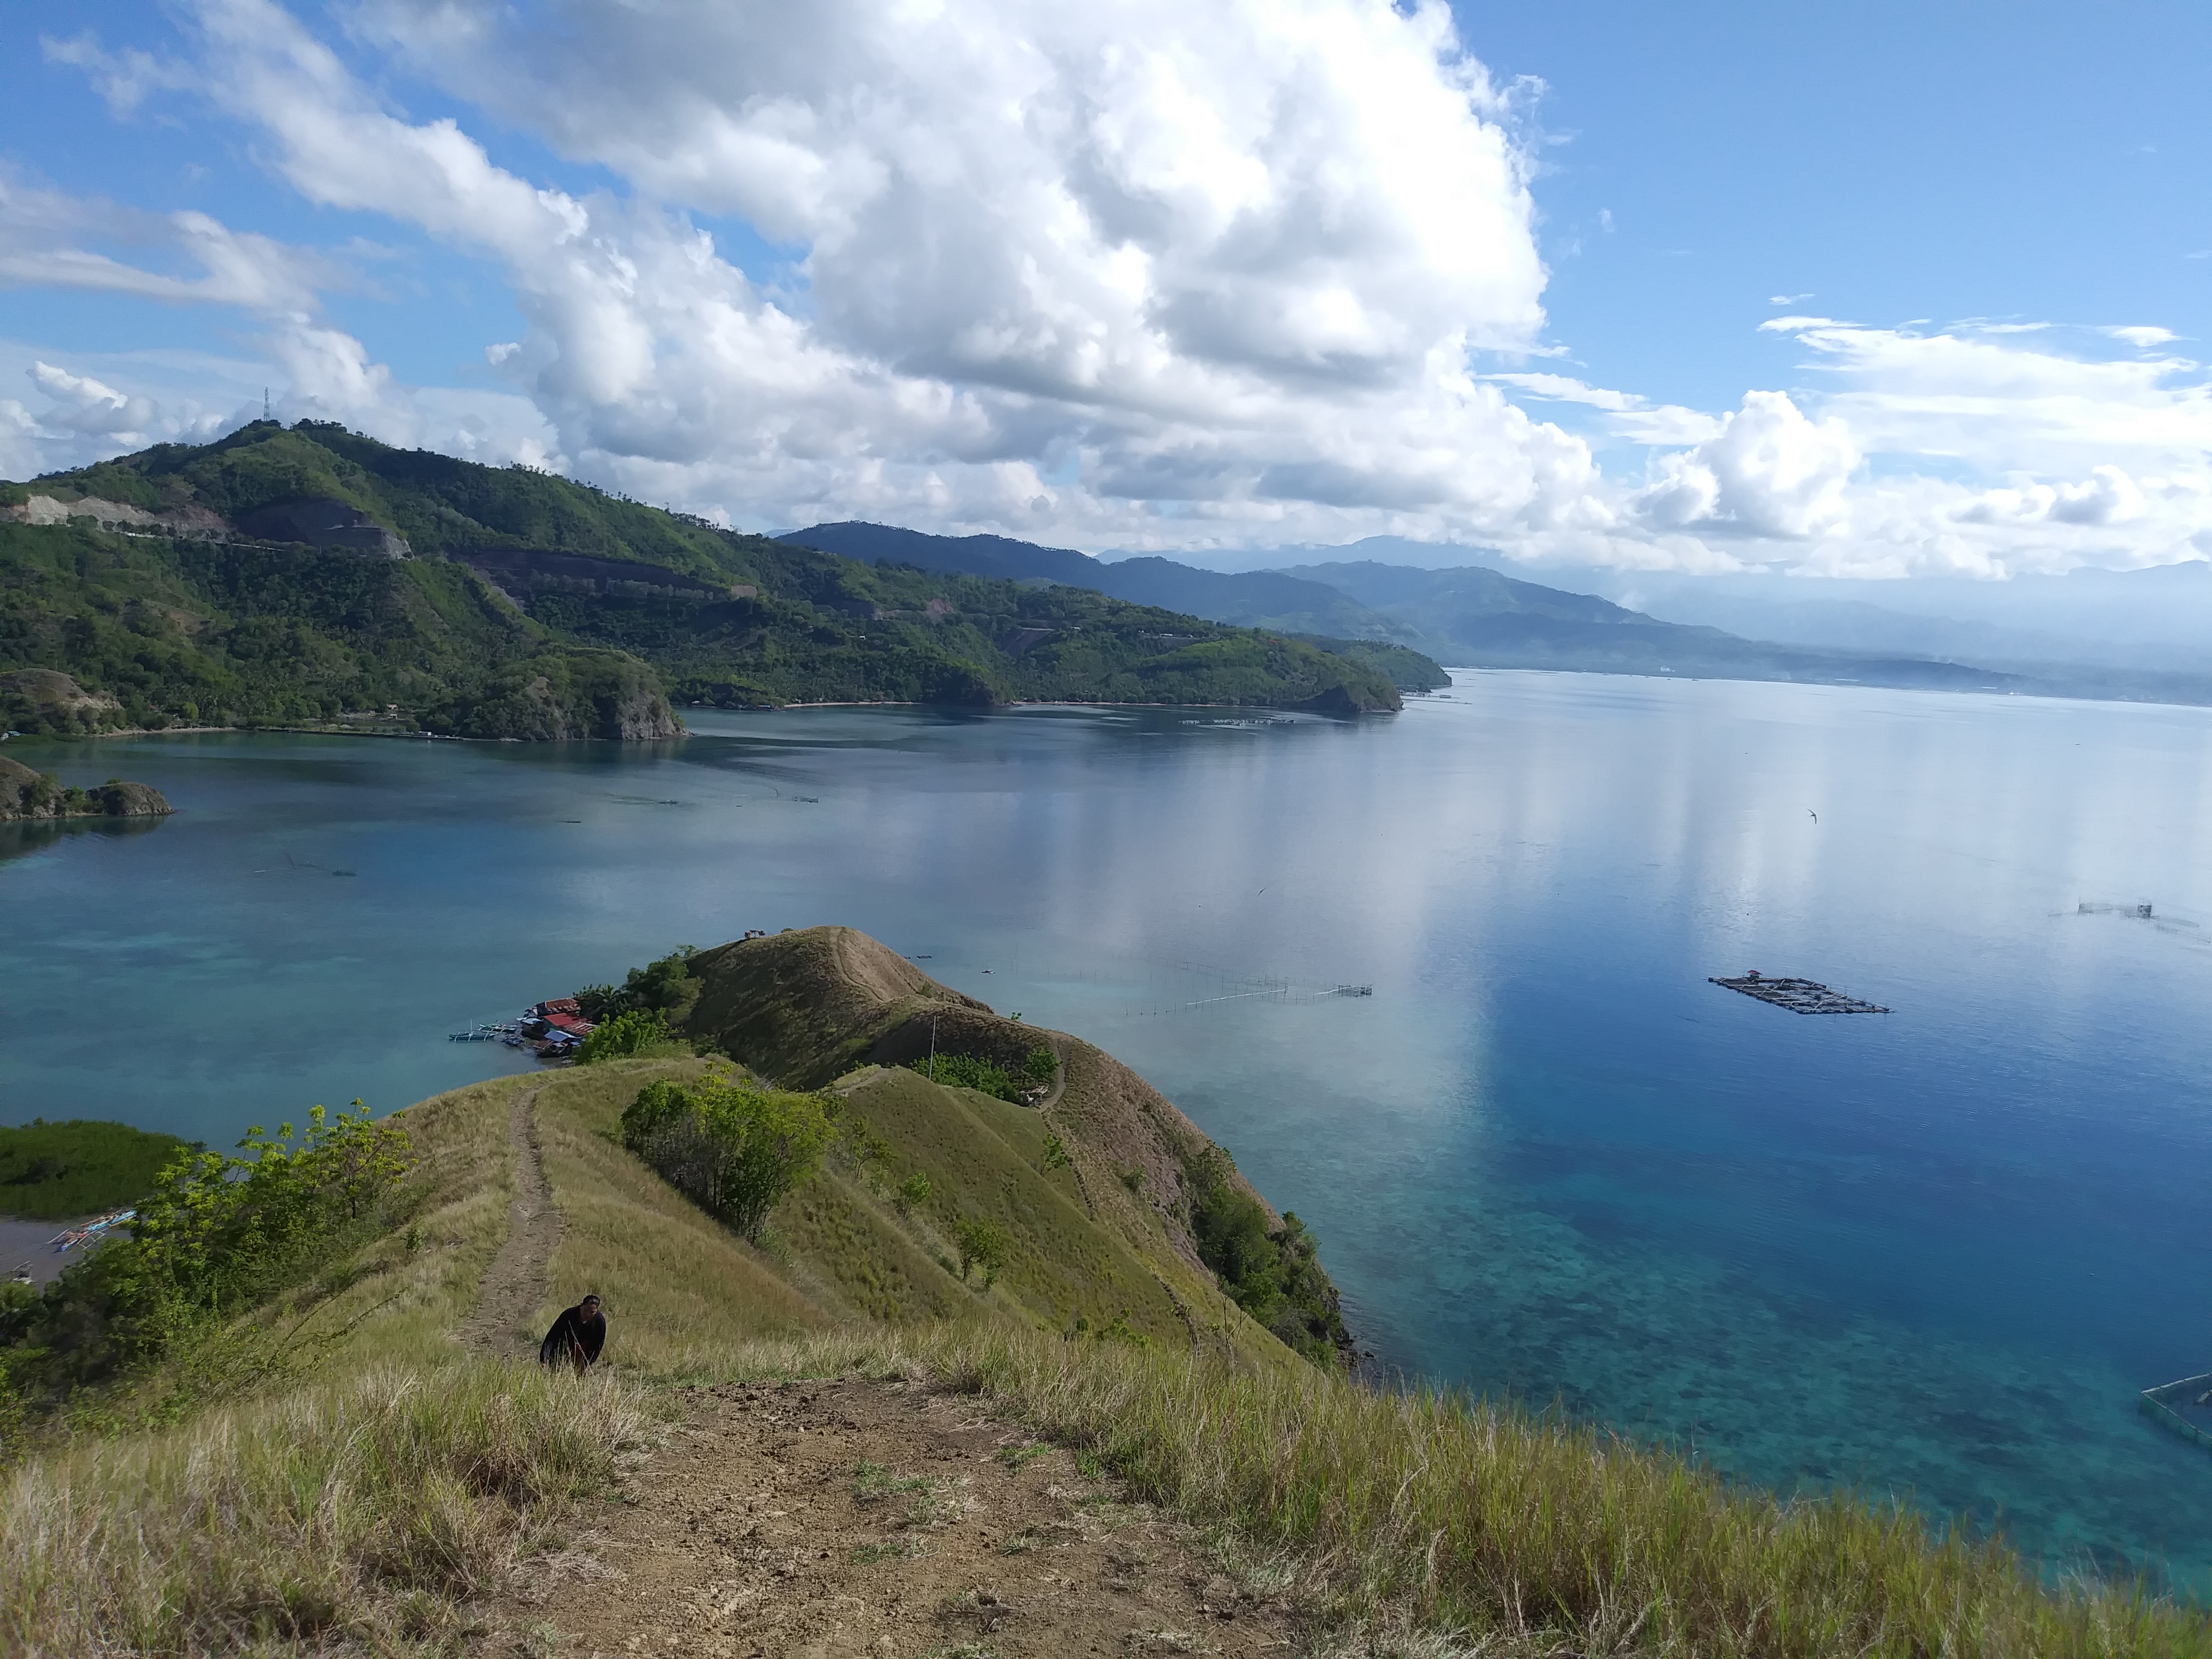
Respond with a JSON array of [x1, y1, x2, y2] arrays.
[[3, 0, 2208, 580]]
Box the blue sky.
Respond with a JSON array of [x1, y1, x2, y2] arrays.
[[1470, 0, 2210, 413], [3, 0, 2208, 577]]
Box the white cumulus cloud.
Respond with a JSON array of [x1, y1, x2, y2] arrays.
[[27, 362, 157, 437], [1634, 391, 1857, 539], [8, 1, 2212, 582], [143, 0, 1593, 545]]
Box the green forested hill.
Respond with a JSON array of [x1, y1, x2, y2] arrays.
[[0, 422, 1418, 738]]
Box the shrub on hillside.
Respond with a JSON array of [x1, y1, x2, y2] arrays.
[[621, 1076, 835, 1240], [893, 1172, 932, 1215], [576, 1008, 680, 1063], [575, 946, 699, 1025], [905, 1046, 1056, 1103], [952, 1217, 1013, 1287], [1181, 1144, 1346, 1366], [0, 1104, 414, 1416]]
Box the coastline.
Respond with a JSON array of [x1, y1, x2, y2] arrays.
[[0, 1213, 91, 1289], [7, 694, 1366, 745]]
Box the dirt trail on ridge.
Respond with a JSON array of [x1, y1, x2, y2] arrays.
[[479, 1373, 1300, 1658], [462, 1084, 558, 1356]]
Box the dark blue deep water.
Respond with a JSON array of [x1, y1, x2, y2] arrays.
[[6, 673, 2212, 1585]]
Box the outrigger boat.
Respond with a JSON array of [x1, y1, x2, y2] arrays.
[[49, 1209, 135, 1256]]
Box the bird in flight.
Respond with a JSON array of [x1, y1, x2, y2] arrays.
[[1808, 809, 1819, 824]]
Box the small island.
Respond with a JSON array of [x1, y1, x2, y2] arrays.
[[0, 753, 173, 822]]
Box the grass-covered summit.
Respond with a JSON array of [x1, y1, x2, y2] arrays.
[[1, 422, 1421, 739]]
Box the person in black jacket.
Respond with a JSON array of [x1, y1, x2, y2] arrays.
[[538, 1294, 606, 1375]]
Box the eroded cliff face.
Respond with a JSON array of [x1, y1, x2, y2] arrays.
[[0, 493, 230, 540], [0, 753, 173, 820], [610, 677, 684, 739], [1, 490, 403, 554], [420, 649, 682, 741]]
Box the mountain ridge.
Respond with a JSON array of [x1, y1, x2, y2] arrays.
[[785, 521, 2025, 695], [2, 423, 1414, 736]]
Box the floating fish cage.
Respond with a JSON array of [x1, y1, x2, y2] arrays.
[[1710, 974, 1890, 1015], [2141, 1372, 2212, 1452]]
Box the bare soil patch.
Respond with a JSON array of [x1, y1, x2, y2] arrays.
[[477, 1373, 1300, 1658]]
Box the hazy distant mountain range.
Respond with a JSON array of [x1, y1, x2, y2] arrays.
[[1581, 562, 2212, 681], [787, 522, 2212, 708], [785, 523, 2023, 696]]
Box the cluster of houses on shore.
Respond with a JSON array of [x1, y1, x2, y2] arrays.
[[517, 997, 596, 1058], [453, 996, 598, 1059]]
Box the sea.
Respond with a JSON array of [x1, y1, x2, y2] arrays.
[[5, 671, 2212, 1587]]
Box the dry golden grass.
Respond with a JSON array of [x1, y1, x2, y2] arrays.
[[418, 1313, 2212, 1658], [0, 1360, 642, 1655], [911, 1329, 2212, 1659]]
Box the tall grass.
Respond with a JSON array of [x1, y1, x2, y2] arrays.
[[0, 1360, 640, 1654], [907, 1329, 2209, 1659]]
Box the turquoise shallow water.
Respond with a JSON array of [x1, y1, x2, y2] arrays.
[[5, 673, 2212, 1586]]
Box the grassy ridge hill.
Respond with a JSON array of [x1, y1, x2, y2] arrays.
[[3, 930, 2206, 1653], [1, 423, 1414, 738], [637, 926, 1348, 1363]]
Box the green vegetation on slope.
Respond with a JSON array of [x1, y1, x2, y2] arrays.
[[0, 1107, 413, 1417], [621, 1071, 837, 1240], [1286, 632, 1452, 691], [574, 1007, 683, 1062], [1180, 1143, 1347, 1364], [0, 1119, 190, 1220], [903, 1046, 1056, 1102], [575, 944, 701, 1025], [3, 420, 1409, 735], [0, 518, 673, 738]]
